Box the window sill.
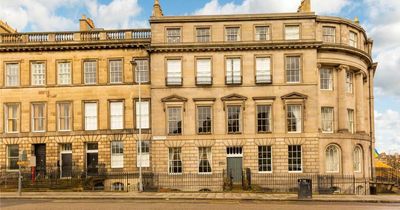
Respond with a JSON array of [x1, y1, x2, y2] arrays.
[[168, 134, 182, 136], [257, 131, 272, 134], [288, 171, 303, 173], [168, 173, 183, 175], [197, 132, 212, 135], [258, 171, 273, 174], [227, 132, 242, 135], [198, 172, 213, 175]]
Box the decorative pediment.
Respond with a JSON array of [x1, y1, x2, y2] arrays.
[[161, 94, 188, 103], [281, 92, 308, 100], [221, 93, 248, 101]]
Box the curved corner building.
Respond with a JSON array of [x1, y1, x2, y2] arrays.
[[0, 0, 377, 194]]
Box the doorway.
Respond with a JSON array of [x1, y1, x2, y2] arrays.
[[34, 144, 46, 179], [60, 143, 72, 178], [86, 143, 98, 176], [226, 147, 243, 184]]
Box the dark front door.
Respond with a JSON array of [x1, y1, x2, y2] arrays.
[[61, 153, 72, 178], [35, 144, 46, 179], [227, 157, 243, 184], [87, 153, 98, 176]]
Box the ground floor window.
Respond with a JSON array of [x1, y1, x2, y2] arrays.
[[258, 146, 272, 172], [169, 147, 182, 174], [325, 144, 340, 173], [7, 145, 19, 170], [288, 145, 302, 172], [111, 182, 124, 191], [198, 147, 212, 174]]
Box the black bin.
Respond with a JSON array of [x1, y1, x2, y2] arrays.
[[298, 179, 312, 199], [370, 186, 377, 195]]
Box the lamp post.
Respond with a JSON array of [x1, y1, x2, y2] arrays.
[[131, 59, 143, 192]]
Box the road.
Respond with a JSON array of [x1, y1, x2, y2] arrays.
[[1, 199, 399, 210]]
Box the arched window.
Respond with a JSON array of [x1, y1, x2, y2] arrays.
[[353, 146, 363, 173], [325, 144, 340, 173], [112, 182, 124, 191]]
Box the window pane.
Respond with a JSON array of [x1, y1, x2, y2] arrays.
[[255, 26, 269, 41], [111, 141, 124, 168], [8, 145, 19, 170], [325, 145, 340, 172], [285, 26, 299, 40], [84, 61, 97, 84], [287, 105, 302, 133], [197, 28, 210, 42], [225, 27, 240, 41], [320, 68, 333, 90], [256, 57, 271, 83], [135, 59, 149, 83], [57, 62, 71, 85], [257, 105, 272, 132], [169, 147, 182, 174], [198, 147, 212, 173], [85, 103, 98, 131], [321, 107, 334, 132], [32, 103, 46, 132], [136, 101, 150, 129], [346, 71, 353, 93], [288, 145, 302, 172], [323, 27, 336, 43], [168, 107, 182, 134], [167, 28, 181, 43], [110, 102, 123, 130], [58, 103, 71, 131], [109, 60, 123, 83], [6, 104, 19, 133], [348, 109, 354, 133], [197, 106, 212, 134], [226, 58, 241, 84], [227, 105, 241, 133], [196, 59, 212, 85], [258, 146, 272, 172], [31, 62, 45, 85], [6, 63, 19, 87], [167, 59, 182, 85], [286, 56, 300, 83]]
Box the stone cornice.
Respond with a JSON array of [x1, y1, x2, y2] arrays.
[[149, 40, 322, 53], [319, 44, 373, 67], [0, 41, 150, 52], [150, 12, 316, 23]]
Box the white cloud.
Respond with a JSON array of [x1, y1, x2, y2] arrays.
[[194, 0, 349, 15], [375, 110, 400, 154], [85, 0, 147, 29]]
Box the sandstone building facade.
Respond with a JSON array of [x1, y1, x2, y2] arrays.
[[0, 0, 377, 192]]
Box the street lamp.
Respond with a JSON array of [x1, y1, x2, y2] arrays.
[[131, 59, 143, 192]]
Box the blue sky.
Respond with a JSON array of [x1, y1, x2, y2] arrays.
[[1, 0, 399, 153]]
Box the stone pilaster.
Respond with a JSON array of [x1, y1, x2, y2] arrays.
[[337, 65, 349, 133]]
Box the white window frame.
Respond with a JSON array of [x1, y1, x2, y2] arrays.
[[225, 57, 242, 84], [353, 146, 363, 173], [137, 141, 150, 167], [325, 144, 341, 173], [31, 103, 46, 132], [166, 59, 182, 85], [167, 107, 183, 135], [256, 104, 272, 133], [7, 144, 19, 171], [31, 62, 46, 86], [84, 102, 98, 131], [226, 105, 242, 134], [198, 147, 212, 174], [287, 104, 302, 133], [84, 60, 97, 85], [225, 27, 240, 42], [255, 57, 272, 84], [323, 26, 336, 43], [258, 145, 272, 173], [349, 31, 358, 48], [5, 103, 20, 133], [255, 26, 269, 41], [286, 56, 301, 83], [196, 27, 211, 43], [196, 58, 212, 85], [168, 147, 182, 174], [135, 101, 150, 129], [321, 107, 334, 133], [348, 109, 355, 134], [197, 106, 212, 134], [110, 101, 124, 130], [346, 71, 354, 93], [285, 25, 300, 40], [288, 145, 302, 173], [135, 59, 149, 83], [111, 141, 124, 169], [57, 62, 72, 85], [166, 28, 181, 43], [109, 59, 123, 84], [5, 63, 19, 87], [320, 68, 333, 90], [57, 102, 72, 131]]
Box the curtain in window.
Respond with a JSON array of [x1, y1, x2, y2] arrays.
[[167, 60, 182, 85], [326, 145, 340, 172], [256, 57, 271, 83], [85, 103, 97, 130], [136, 101, 149, 129], [196, 59, 212, 84], [110, 102, 123, 129]]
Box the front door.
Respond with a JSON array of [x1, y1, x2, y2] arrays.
[[226, 147, 243, 184], [227, 157, 243, 184], [86, 143, 98, 176], [61, 153, 72, 178], [34, 144, 46, 179]]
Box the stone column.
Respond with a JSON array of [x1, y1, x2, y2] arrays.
[[356, 72, 365, 133], [337, 65, 348, 132]]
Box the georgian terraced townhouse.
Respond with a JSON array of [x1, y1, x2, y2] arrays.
[[0, 0, 377, 193]]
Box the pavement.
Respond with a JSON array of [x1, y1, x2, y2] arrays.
[[1, 192, 399, 203]]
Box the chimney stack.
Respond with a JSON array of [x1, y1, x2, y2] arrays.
[[152, 0, 164, 17], [79, 15, 96, 31]]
